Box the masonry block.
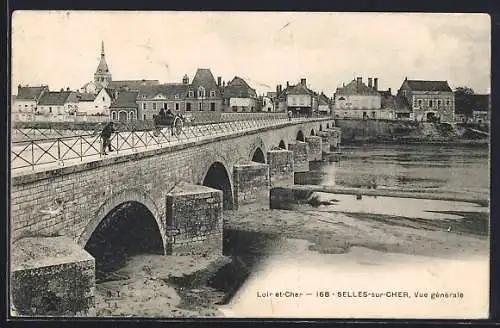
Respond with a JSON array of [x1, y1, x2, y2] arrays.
[[11, 236, 96, 317], [267, 149, 294, 188], [328, 127, 342, 150], [166, 183, 223, 256], [305, 136, 322, 162], [288, 141, 309, 173], [233, 162, 270, 211], [317, 131, 331, 154]]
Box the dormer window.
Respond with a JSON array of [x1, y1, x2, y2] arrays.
[[210, 90, 216, 97], [174, 94, 179, 100], [197, 87, 206, 98], [188, 91, 194, 98]]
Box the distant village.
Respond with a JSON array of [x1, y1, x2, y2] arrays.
[[12, 41, 490, 125]]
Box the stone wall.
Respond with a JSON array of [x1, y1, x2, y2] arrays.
[[334, 118, 421, 142], [166, 184, 223, 256], [305, 136, 322, 161], [288, 141, 309, 172], [267, 149, 294, 188], [233, 163, 270, 211], [11, 236, 95, 317]]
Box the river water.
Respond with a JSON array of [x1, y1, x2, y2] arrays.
[[96, 143, 491, 318]]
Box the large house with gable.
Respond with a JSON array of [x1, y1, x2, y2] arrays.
[[397, 77, 455, 122], [222, 76, 258, 112], [333, 77, 382, 119], [134, 68, 224, 121], [12, 85, 49, 114], [277, 78, 318, 116]]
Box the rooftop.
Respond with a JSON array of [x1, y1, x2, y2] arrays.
[[223, 76, 257, 99], [404, 79, 453, 92], [16, 85, 48, 100], [38, 91, 78, 106], [110, 91, 139, 108]]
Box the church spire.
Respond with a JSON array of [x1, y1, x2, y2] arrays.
[[94, 40, 112, 89], [101, 40, 105, 57]]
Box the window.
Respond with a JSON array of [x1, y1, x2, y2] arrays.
[[102, 97, 105, 101], [25, 104, 28, 107], [437, 100, 441, 107], [112, 112, 117, 120], [143, 103, 146, 110], [232, 106, 237, 112], [164, 103, 168, 109], [210, 102, 215, 111], [188, 91, 194, 98], [210, 90, 216, 97], [197, 87, 206, 98], [186, 103, 191, 111], [49, 107, 52, 113], [153, 103, 157, 110], [418, 99, 422, 106], [143, 114, 146, 120], [175, 103, 180, 110], [130, 111, 136, 120], [429, 100, 433, 108], [198, 102, 203, 111]]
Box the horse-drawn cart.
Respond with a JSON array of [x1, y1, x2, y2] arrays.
[[153, 112, 193, 136]]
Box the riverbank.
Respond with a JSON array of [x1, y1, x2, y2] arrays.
[[341, 138, 489, 147]]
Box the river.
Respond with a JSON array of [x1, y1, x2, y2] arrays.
[[95, 143, 490, 319]]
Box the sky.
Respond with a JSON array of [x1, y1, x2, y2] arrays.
[[11, 11, 491, 96]]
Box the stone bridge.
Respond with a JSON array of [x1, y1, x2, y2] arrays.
[[10, 118, 341, 316]]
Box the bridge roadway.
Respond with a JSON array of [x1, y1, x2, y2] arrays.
[[11, 117, 324, 176]]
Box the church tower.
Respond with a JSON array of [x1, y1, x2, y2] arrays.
[[94, 41, 112, 88]]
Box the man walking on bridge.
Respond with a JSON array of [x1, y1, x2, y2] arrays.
[[100, 121, 115, 155]]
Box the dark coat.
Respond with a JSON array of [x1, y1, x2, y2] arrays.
[[101, 122, 115, 138]]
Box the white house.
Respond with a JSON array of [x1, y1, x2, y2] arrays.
[[260, 95, 275, 112], [37, 91, 80, 116]]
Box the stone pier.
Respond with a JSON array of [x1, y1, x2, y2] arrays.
[[328, 127, 342, 150], [233, 162, 270, 211], [287, 141, 309, 172], [316, 131, 331, 155], [305, 136, 322, 162], [267, 149, 294, 187], [11, 236, 96, 317], [166, 183, 223, 256]]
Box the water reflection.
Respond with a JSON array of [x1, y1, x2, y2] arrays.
[[298, 144, 489, 194]]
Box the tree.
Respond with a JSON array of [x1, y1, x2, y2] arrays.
[[455, 86, 475, 95]]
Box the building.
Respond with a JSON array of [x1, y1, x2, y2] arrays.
[[13, 85, 49, 113], [222, 76, 258, 112], [36, 91, 80, 115], [378, 88, 410, 120], [108, 79, 159, 92], [81, 41, 113, 94], [455, 93, 490, 123], [136, 68, 224, 120], [397, 78, 455, 122], [109, 91, 139, 121], [333, 77, 381, 119], [277, 78, 318, 116], [318, 93, 332, 115], [75, 88, 114, 116], [260, 95, 275, 112]]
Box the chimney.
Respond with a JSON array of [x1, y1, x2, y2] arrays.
[[368, 78, 373, 89], [374, 78, 378, 91], [223, 81, 226, 88], [66, 87, 70, 91], [217, 77, 222, 87], [300, 78, 306, 86], [286, 81, 289, 88], [388, 87, 391, 95], [356, 77, 362, 92], [276, 85, 279, 96], [18, 84, 22, 94]]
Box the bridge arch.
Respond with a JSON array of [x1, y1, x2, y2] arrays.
[[248, 136, 267, 163], [319, 124, 323, 132], [296, 130, 305, 141], [310, 129, 315, 136], [79, 188, 167, 272], [326, 123, 330, 129], [251, 147, 266, 163], [201, 161, 234, 210], [278, 140, 286, 149]]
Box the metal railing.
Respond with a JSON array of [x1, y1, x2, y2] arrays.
[[11, 117, 318, 173]]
